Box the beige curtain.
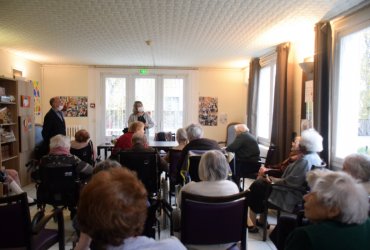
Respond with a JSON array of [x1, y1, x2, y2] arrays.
[[313, 22, 332, 163], [270, 42, 293, 164], [247, 58, 260, 136]]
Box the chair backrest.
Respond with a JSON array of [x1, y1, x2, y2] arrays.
[[187, 150, 208, 182], [0, 193, 32, 249], [181, 190, 249, 249], [118, 151, 158, 195], [226, 122, 239, 146], [168, 149, 183, 186], [38, 163, 80, 207]]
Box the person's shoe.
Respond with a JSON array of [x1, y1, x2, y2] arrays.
[[248, 226, 259, 233], [256, 219, 270, 229]]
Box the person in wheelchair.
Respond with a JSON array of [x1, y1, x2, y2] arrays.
[[75, 166, 185, 250], [37, 134, 93, 182]]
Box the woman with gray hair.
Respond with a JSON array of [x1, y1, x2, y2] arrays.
[[342, 153, 370, 193], [177, 150, 239, 206], [248, 129, 323, 230], [285, 170, 370, 250], [174, 150, 239, 249]]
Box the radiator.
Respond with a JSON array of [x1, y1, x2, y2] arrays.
[[66, 125, 82, 139]]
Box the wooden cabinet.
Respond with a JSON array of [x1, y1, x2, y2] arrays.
[[0, 77, 20, 183]]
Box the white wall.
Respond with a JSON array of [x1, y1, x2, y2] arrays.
[[198, 68, 247, 141]]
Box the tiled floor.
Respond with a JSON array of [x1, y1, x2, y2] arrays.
[[23, 178, 277, 250]]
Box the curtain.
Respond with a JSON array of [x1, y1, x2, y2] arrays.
[[313, 22, 332, 163], [270, 42, 292, 164], [247, 58, 260, 136]]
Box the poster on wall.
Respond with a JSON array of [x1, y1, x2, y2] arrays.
[[198, 96, 218, 126], [33, 80, 41, 116], [60, 96, 88, 117]]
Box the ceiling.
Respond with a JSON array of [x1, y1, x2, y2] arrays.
[[0, 0, 366, 68]]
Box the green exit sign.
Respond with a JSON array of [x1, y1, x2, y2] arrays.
[[139, 69, 148, 75]]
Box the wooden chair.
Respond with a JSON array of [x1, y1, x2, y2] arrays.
[[0, 193, 65, 250], [180, 190, 249, 250]]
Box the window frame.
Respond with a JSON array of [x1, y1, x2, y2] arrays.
[[101, 73, 187, 140], [330, 8, 370, 168], [256, 53, 277, 146]]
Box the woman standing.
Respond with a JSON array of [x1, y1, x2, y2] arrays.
[[128, 101, 154, 134]]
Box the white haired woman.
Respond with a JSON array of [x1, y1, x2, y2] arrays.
[[342, 153, 370, 193], [248, 129, 323, 230], [39, 134, 93, 181], [226, 124, 260, 179], [285, 171, 370, 250], [174, 150, 239, 249], [177, 150, 239, 206]]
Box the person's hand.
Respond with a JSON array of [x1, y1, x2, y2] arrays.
[[258, 166, 267, 176]]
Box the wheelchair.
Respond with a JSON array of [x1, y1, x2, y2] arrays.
[[33, 162, 82, 220]]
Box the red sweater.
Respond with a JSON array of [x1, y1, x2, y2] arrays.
[[113, 132, 134, 154]]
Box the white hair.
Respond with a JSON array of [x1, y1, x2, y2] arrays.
[[186, 124, 203, 141], [343, 153, 370, 182], [49, 134, 71, 149], [234, 124, 249, 133], [198, 150, 229, 181], [299, 129, 323, 153], [176, 128, 188, 143], [307, 170, 369, 224]]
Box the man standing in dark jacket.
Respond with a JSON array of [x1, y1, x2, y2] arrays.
[[41, 97, 66, 156]]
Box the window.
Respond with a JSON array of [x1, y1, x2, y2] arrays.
[[162, 78, 184, 132], [105, 77, 126, 136], [103, 74, 185, 140], [256, 55, 276, 145], [332, 24, 370, 164]]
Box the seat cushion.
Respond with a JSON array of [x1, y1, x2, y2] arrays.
[[32, 229, 59, 250]]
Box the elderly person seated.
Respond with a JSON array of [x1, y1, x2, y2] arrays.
[[38, 134, 93, 181], [258, 136, 303, 178], [247, 129, 323, 231], [1, 168, 34, 203], [70, 129, 96, 166], [225, 123, 260, 179], [285, 171, 370, 250], [112, 121, 145, 155], [173, 150, 239, 249], [177, 124, 221, 182], [75, 167, 185, 250], [163, 128, 188, 162], [125, 132, 168, 172], [342, 153, 370, 194]]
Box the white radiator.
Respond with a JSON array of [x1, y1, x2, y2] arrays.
[[66, 125, 82, 140]]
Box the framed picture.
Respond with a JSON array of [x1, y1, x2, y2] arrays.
[[21, 95, 31, 108]]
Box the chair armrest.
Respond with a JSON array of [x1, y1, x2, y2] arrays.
[[32, 208, 64, 234]]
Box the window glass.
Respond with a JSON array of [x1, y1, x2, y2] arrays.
[[105, 77, 126, 136], [163, 78, 183, 133], [334, 26, 370, 159], [256, 63, 276, 144]]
